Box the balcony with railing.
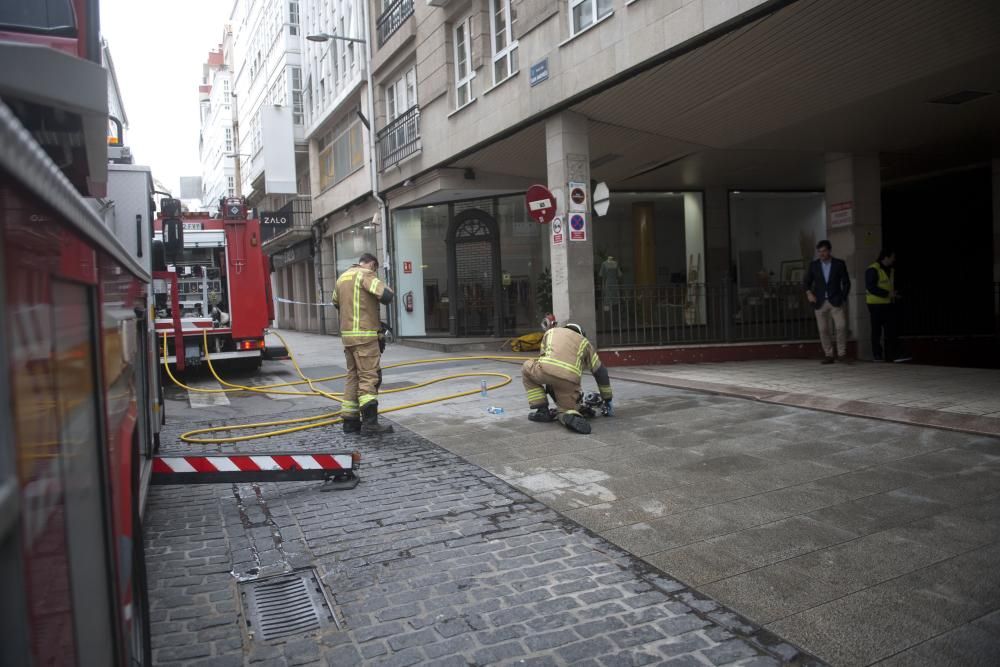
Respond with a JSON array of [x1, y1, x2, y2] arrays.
[[376, 105, 420, 169], [376, 0, 414, 47]]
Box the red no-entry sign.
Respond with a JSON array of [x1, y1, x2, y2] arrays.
[[526, 184, 557, 224]]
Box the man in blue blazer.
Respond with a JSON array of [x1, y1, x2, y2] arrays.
[[803, 240, 851, 363]]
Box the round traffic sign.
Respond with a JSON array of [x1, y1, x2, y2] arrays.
[[571, 187, 586, 205], [526, 184, 556, 224], [570, 214, 585, 230]]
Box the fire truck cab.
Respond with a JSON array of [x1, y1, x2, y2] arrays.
[[153, 197, 274, 371]]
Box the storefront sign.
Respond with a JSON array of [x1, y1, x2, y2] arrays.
[[830, 201, 854, 228], [569, 213, 587, 241], [551, 216, 564, 245], [260, 200, 294, 241], [569, 182, 587, 212], [403, 261, 412, 274], [526, 184, 557, 224], [529, 59, 549, 87]]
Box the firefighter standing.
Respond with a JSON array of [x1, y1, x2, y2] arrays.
[[333, 253, 394, 435], [522, 320, 613, 434]]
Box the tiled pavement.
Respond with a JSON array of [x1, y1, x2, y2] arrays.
[[148, 331, 1000, 665]]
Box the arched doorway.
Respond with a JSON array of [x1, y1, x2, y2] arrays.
[[447, 208, 503, 336]]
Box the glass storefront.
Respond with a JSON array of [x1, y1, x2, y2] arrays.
[[591, 192, 707, 331], [334, 222, 379, 276], [393, 195, 548, 337]]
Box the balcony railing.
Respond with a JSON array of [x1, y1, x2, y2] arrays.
[[376, 105, 420, 169], [376, 0, 414, 47]]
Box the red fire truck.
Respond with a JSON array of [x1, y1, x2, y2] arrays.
[[1, 2, 154, 664], [153, 197, 275, 371]]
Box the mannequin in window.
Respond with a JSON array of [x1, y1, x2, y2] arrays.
[[599, 255, 623, 311]]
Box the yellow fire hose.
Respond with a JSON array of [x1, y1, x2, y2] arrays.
[[162, 331, 530, 444]]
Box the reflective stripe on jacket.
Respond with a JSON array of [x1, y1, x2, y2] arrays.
[[538, 327, 612, 399], [865, 261, 894, 305], [333, 265, 386, 346]]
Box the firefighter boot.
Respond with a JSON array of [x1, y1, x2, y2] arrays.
[[342, 416, 361, 434], [561, 412, 592, 435], [528, 406, 556, 422], [361, 401, 394, 436]]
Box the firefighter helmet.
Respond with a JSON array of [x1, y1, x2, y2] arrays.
[[541, 313, 557, 331], [564, 323, 585, 337]]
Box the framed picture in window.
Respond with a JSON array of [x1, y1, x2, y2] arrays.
[[780, 259, 805, 283]]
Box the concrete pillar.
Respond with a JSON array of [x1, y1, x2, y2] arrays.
[[825, 153, 882, 359], [293, 262, 306, 330], [632, 203, 656, 286], [546, 111, 596, 338]]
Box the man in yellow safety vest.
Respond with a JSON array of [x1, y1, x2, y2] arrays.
[[865, 249, 904, 362], [333, 252, 395, 435], [522, 318, 613, 434]]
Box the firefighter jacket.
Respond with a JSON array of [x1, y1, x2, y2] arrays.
[[333, 264, 393, 347], [538, 327, 613, 400]]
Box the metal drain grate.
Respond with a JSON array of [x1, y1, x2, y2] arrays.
[[241, 570, 335, 641]]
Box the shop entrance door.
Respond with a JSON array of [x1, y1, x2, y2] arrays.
[[447, 208, 503, 336]]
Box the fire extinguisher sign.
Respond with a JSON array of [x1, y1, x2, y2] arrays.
[[403, 261, 413, 274]]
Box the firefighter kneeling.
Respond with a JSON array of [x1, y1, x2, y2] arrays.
[[333, 252, 394, 436], [522, 317, 613, 434]]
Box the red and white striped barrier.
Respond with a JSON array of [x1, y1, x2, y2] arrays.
[[151, 452, 360, 486]]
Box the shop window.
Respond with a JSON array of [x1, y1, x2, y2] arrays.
[[569, 0, 613, 35], [453, 17, 474, 108], [334, 222, 378, 276], [489, 0, 518, 84]]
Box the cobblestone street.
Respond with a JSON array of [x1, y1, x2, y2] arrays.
[[147, 413, 807, 666]]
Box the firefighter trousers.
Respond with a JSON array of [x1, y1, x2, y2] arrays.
[[522, 359, 581, 415], [343, 340, 382, 417]]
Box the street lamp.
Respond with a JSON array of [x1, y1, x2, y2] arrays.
[[306, 16, 392, 331], [306, 31, 365, 44]]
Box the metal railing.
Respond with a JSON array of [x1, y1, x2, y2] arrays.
[[376, 0, 414, 47], [376, 105, 420, 169], [595, 282, 816, 348]]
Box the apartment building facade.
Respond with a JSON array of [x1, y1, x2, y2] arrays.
[[347, 0, 1000, 363], [225, 0, 320, 331], [198, 41, 236, 210]]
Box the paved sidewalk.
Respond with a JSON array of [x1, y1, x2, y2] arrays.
[[150, 330, 1000, 666], [610, 360, 1000, 437]]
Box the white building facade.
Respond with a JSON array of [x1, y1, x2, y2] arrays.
[[198, 38, 236, 212]]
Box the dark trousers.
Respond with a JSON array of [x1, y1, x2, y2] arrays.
[[868, 303, 898, 360]]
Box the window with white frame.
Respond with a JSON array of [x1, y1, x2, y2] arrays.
[[386, 66, 417, 122], [225, 127, 233, 152], [489, 0, 518, 84], [453, 17, 474, 108], [290, 66, 303, 124], [570, 0, 613, 35], [227, 176, 235, 197], [289, 1, 299, 35]]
